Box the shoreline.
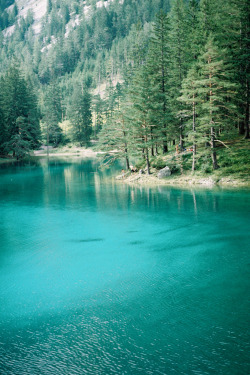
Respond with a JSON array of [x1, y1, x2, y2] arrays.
[[116, 171, 250, 189], [1, 148, 249, 189], [32, 146, 100, 157], [0, 147, 100, 164]]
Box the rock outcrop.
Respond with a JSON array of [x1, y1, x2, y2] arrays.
[[157, 166, 171, 179]]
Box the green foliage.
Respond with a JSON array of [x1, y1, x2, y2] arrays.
[[0, 64, 40, 157], [150, 157, 166, 170], [0, 0, 15, 30], [68, 84, 92, 146], [135, 159, 146, 170], [0, 0, 249, 178], [166, 156, 181, 174], [43, 82, 63, 146], [97, 97, 131, 169], [4, 133, 30, 160]]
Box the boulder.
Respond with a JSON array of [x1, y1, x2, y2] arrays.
[[157, 166, 171, 179]]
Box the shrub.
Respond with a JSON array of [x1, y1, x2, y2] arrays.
[[200, 162, 212, 173], [135, 159, 146, 170], [150, 157, 166, 170]]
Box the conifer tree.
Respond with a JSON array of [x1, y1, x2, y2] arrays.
[[197, 0, 216, 45], [0, 83, 6, 154], [235, 0, 250, 138], [196, 36, 238, 169], [186, 0, 200, 61], [68, 84, 92, 146], [168, 0, 191, 149], [146, 10, 170, 153], [128, 65, 161, 174], [4, 117, 32, 160], [92, 94, 104, 139], [178, 64, 201, 171], [0, 64, 40, 157], [43, 82, 63, 146], [97, 104, 131, 170], [204, 0, 249, 138]]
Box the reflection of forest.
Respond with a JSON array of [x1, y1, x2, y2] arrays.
[[0, 157, 246, 218]]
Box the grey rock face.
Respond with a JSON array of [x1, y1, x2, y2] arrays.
[[157, 166, 171, 179]]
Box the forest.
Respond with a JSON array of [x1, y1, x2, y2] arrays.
[[0, 0, 249, 175]]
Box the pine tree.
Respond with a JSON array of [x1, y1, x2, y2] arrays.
[[178, 64, 201, 171], [128, 64, 161, 174], [1, 64, 40, 157], [4, 117, 32, 160], [97, 104, 131, 170], [92, 94, 104, 139], [20, 77, 41, 149], [168, 0, 191, 149], [197, 0, 216, 45], [146, 10, 171, 153], [234, 0, 250, 138], [196, 36, 238, 170], [68, 84, 92, 146], [205, 0, 249, 138], [0, 80, 6, 154], [186, 0, 200, 61], [43, 82, 63, 146]]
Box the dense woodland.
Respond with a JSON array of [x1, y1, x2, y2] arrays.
[[0, 0, 249, 174]]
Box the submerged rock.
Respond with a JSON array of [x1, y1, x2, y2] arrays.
[[157, 166, 171, 179]]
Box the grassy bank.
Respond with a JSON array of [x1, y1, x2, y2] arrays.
[[117, 137, 250, 188]]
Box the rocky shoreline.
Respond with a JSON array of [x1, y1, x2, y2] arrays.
[[116, 170, 250, 188], [1, 147, 249, 188]]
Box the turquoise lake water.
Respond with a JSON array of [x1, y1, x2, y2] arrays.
[[0, 157, 249, 375]]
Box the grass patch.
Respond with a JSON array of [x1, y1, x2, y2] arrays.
[[144, 136, 249, 182]]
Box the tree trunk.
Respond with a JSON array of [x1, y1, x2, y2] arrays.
[[245, 79, 249, 138], [179, 131, 184, 150], [211, 126, 219, 170], [163, 142, 168, 153], [239, 119, 245, 135], [179, 117, 184, 150], [125, 154, 129, 170], [47, 124, 49, 158], [192, 144, 196, 173], [145, 148, 150, 175], [192, 99, 196, 172]]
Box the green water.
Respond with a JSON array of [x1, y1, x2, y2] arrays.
[[0, 158, 249, 375]]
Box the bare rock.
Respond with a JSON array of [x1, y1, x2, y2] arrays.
[[157, 166, 171, 179]]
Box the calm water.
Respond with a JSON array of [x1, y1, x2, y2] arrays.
[[0, 157, 249, 375]]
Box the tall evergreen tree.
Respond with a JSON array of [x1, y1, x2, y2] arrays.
[[92, 94, 104, 139], [128, 64, 161, 174], [97, 103, 131, 170], [1, 64, 40, 157], [207, 0, 249, 138], [0, 80, 7, 154], [68, 84, 92, 146], [196, 36, 238, 169], [147, 10, 171, 153], [235, 0, 250, 138], [168, 0, 191, 149], [178, 64, 201, 171], [43, 82, 63, 146]]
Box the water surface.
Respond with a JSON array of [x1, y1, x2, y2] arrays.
[[0, 158, 249, 374]]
